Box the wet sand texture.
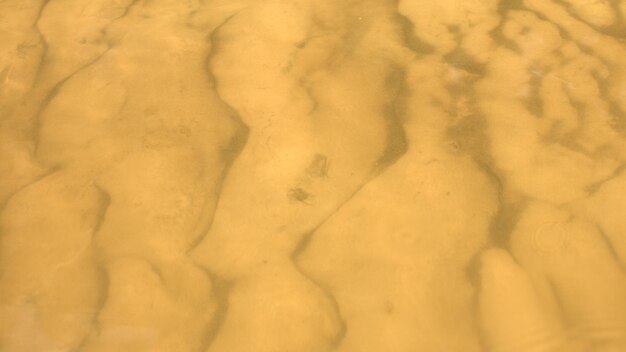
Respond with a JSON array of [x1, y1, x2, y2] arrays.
[[0, 0, 625, 351]]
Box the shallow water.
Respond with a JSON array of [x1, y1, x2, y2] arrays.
[[1, 0, 625, 351]]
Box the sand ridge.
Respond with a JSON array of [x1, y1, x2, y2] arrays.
[[0, 0, 625, 351]]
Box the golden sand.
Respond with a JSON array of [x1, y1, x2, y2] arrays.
[[0, 0, 625, 351]]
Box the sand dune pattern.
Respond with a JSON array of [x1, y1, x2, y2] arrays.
[[0, 0, 625, 351]]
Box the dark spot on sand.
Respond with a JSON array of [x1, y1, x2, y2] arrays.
[[288, 187, 312, 204]]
